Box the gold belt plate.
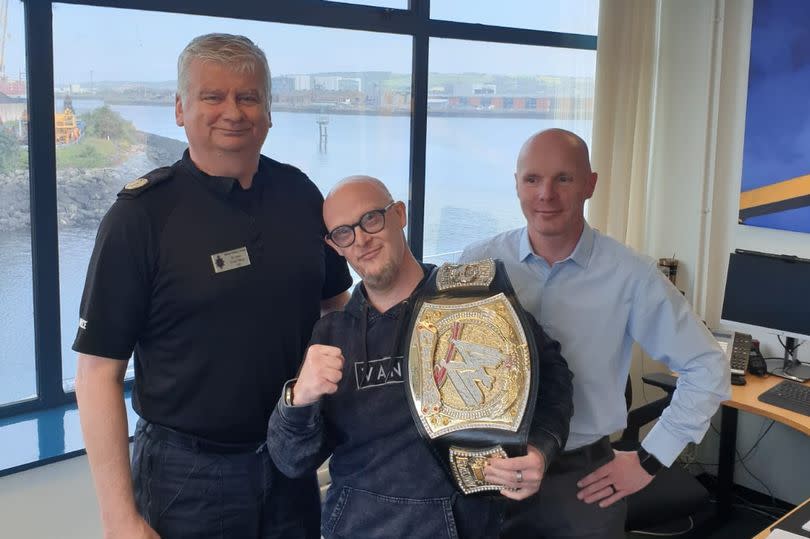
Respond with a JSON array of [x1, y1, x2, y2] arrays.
[[407, 293, 531, 439], [449, 445, 509, 495]]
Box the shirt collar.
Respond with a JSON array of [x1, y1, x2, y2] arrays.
[[518, 228, 534, 263], [518, 222, 595, 269], [568, 222, 595, 268], [180, 149, 265, 198]]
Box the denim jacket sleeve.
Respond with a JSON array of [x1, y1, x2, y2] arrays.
[[526, 313, 574, 470], [266, 378, 333, 478], [267, 318, 337, 478]]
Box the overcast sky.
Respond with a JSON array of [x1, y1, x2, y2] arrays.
[[4, 1, 597, 84]]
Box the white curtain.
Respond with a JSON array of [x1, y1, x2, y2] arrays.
[[588, 0, 665, 401], [588, 0, 660, 252]]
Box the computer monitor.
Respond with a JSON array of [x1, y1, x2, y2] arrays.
[[721, 249, 810, 381]]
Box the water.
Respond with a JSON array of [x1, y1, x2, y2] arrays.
[[1, 100, 591, 404]]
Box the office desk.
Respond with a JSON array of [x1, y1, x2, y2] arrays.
[[718, 375, 810, 517], [752, 497, 810, 539]]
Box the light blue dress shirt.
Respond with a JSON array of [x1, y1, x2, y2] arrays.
[[461, 223, 731, 466]]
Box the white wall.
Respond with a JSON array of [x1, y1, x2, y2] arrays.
[[0, 456, 102, 539], [642, 0, 810, 505]]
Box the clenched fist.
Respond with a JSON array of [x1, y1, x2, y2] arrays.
[[292, 345, 345, 406]]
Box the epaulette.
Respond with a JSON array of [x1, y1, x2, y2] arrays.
[[117, 167, 174, 199]]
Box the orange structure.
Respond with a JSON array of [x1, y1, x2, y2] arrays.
[[54, 107, 80, 144]]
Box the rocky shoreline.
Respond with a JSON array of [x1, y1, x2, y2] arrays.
[[0, 132, 188, 232]]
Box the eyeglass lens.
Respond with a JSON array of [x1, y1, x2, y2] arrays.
[[331, 208, 388, 247]]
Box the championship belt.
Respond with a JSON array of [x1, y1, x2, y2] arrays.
[[402, 259, 539, 495]]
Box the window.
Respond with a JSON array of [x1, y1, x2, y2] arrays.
[[423, 38, 596, 264], [0, 0, 35, 406], [52, 4, 412, 386], [0, 420, 38, 469], [1, 0, 596, 440], [431, 0, 600, 35]]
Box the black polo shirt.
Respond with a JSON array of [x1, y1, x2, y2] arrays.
[[73, 151, 351, 443]]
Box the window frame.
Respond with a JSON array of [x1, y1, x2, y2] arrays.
[[1, 0, 595, 419]]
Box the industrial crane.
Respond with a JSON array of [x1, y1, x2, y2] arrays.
[[0, 0, 8, 78]]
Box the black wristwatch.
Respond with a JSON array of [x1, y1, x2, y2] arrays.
[[637, 447, 665, 476]]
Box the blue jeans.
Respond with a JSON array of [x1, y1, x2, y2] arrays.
[[132, 419, 320, 539], [321, 484, 502, 539], [322, 485, 459, 539]]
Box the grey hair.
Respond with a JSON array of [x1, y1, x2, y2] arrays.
[[177, 33, 272, 107]]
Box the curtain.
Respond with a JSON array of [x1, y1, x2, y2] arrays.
[[588, 0, 660, 252]]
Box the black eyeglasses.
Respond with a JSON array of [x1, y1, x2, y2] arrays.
[[326, 201, 397, 248]]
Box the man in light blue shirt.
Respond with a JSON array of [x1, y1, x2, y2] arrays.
[[461, 128, 730, 539]]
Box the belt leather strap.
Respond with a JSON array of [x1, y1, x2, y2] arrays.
[[547, 436, 614, 475], [141, 420, 263, 455]]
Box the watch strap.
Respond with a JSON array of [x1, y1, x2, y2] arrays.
[[637, 447, 665, 475]]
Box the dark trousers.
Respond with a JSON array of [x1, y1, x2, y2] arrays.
[[132, 419, 320, 539], [501, 437, 627, 539]]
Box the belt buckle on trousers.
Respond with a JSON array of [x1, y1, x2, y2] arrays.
[[548, 436, 612, 475]]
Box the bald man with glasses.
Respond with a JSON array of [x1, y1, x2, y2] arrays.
[[267, 175, 574, 539]]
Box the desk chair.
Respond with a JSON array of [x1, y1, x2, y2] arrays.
[[617, 373, 710, 534]]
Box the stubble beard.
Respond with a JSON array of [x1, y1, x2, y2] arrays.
[[360, 257, 399, 292]]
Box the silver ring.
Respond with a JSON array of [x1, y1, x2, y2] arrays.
[[608, 484, 615, 495], [516, 470, 523, 483]]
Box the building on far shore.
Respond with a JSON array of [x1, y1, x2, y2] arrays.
[[0, 77, 26, 98], [0, 92, 26, 124]]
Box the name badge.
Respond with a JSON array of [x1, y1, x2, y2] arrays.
[[211, 247, 251, 274]]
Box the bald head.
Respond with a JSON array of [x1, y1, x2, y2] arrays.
[[327, 175, 393, 204], [517, 128, 593, 175], [323, 175, 413, 295], [324, 175, 395, 233]]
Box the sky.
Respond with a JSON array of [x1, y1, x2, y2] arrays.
[[3, 1, 597, 85]]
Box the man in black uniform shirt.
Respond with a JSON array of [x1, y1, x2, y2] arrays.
[[73, 34, 351, 539]]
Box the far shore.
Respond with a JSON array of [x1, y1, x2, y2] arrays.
[[59, 94, 592, 121]]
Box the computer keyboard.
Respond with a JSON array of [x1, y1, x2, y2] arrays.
[[758, 380, 810, 417]]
